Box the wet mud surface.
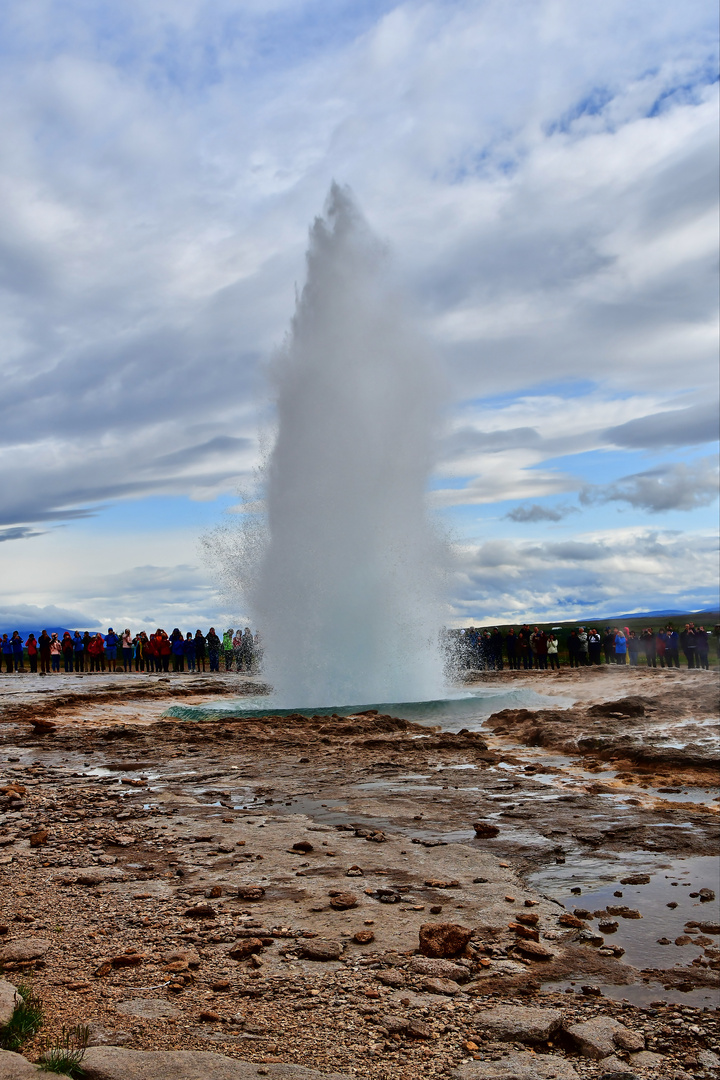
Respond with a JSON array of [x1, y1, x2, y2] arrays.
[[0, 667, 718, 1077]]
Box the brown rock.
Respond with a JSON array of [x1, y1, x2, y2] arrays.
[[382, 1014, 433, 1039], [424, 879, 460, 889], [291, 840, 314, 853], [566, 1016, 643, 1059], [199, 1011, 220, 1022], [514, 940, 554, 960], [418, 923, 472, 958], [353, 930, 375, 944], [300, 939, 343, 961], [509, 923, 540, 942], [473, 822, 500, 838], [346, 865, 364, 876], [29, 829, 48, 847], [422, 977, 461, 995], [587, 696, 646, 717], [409, 956, 469, 982], [0, 979, 23, 1027], [184, 905, 216, 919], [329, 892, 358, 911], [476, 1005, 563, 1042], [111, 954, 144, 968], [236, 886, 265, 901], [0, 938, 50, 965], [227, 939, 263, 960]]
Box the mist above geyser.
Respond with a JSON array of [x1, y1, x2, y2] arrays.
[[251, 184, 447, 708]]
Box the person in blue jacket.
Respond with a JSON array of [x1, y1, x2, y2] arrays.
[[105, 628, 118, 672], [665, 626, 680, 668], [2, 634, 13, 674], [11, 632, 25, 673], [613, 629, 627, 665], [73, 631, 85, 672], [170, 628, 185, 673]]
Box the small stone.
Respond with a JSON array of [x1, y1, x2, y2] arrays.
[[346, 865, 364, 876], [291, 840, 314, 853], [29, 829, 48, 847], [699, 888, 716, 902], [620, 874, 650, 885], [353, 930, 374, 944]]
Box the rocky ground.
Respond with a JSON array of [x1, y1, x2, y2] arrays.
[[0, 666, 718, 1079]]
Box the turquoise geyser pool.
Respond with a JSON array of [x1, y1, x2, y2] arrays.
[[161, 685, 572, 732]]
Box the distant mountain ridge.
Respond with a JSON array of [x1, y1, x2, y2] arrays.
[[592, 607, 719, 621]]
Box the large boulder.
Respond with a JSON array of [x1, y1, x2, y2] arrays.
[[80, 1048, 353, 1079], [0, 940, 50, 966], [408, 956, 469, 982], [0, 1050, 40, 1079], [475, 1005, 564, 1043], [0, 982, 23, 1028], [565, 1017, 644, 1059], [452, 1051, 579, 1078], [418, 922, 472, 958]]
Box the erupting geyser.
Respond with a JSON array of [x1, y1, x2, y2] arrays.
[[252, 184, 447, 708]]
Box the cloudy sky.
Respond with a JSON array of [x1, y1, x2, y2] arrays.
[[1, 0, 718, 633]]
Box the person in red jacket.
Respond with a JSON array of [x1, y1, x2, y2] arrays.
[[61, 632, 74, 673], [26, 634, 38, 674], [157, 630, 171, 673], [88, 633, 105, 673]]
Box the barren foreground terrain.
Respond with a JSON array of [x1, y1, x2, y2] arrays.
[[0, 666, 718, 1079]]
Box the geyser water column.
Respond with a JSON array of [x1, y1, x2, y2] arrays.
[[251, 184, 447, 709]]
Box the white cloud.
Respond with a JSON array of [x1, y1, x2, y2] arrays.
[[581, 457, 720, 513], [0, 0, 717, 625], [449, 526, 719, 624]]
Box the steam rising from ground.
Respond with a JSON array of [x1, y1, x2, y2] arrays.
[[210, 185, 448, 707]]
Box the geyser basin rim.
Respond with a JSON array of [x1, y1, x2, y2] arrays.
[[160, 687, 570, 724], [162, 695, 478, 722]]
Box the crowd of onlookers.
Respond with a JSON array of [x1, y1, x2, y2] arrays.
[[451, 623, 714, 670], [0, 627, 262, 675], [1, 620, 715, 676]]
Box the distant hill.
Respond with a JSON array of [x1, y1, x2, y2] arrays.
[[597, 608, 719, 621]]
